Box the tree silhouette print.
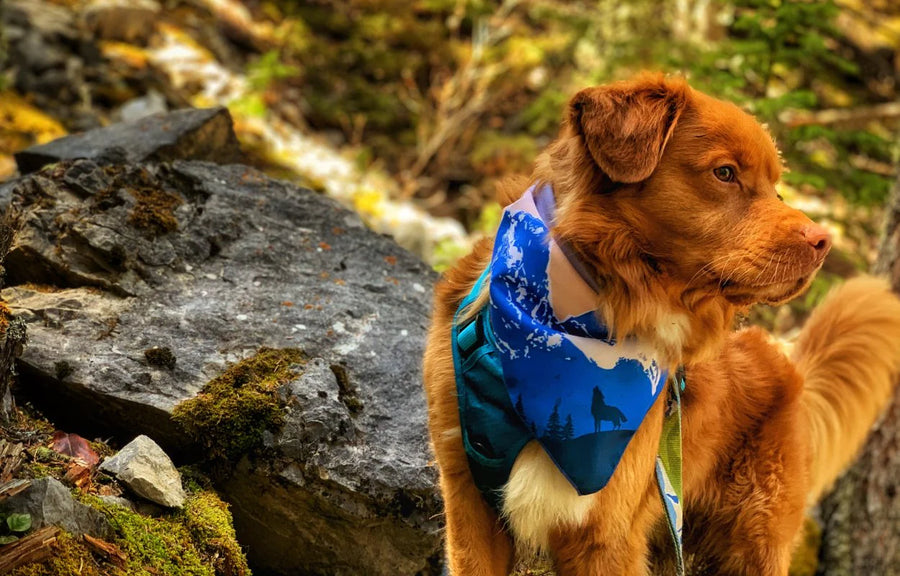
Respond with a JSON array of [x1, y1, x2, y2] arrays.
[[563, 414, 574, 441], [545, 400, 563, 441]]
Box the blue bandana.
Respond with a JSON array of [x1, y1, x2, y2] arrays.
[[487, 185, 666, 495]]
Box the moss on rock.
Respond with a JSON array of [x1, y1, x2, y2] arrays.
[[3, 400, 248, 575], [172, 347, 305, 462], [9, 483, 249, 576], [182, 488, 249, 575]]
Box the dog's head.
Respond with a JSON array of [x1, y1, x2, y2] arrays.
[[537, 74, 831, 358]]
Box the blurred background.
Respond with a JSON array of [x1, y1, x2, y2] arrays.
[[0, 0, 898, 332]]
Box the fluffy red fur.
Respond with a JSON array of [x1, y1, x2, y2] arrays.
[[423, 73, 900, 575]]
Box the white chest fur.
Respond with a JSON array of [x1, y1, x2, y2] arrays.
[[501, 441, 595, 552]]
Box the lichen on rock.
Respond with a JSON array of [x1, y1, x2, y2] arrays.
[[127, 185, 182, 237], [144, 346, 176, 369]]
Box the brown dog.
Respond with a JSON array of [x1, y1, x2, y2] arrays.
[[423, 73, 900, 575]]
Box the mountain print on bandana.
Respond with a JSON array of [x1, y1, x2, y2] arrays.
[[488, 186, 666, 494]]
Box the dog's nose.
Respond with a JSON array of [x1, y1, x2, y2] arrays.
[[801, 224, 832, 259]]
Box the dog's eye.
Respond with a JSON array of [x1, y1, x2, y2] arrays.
[[713, 166, 736, 182], [776, 193, 784, 201]]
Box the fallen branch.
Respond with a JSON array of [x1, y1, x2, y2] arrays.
[[0, 526, 61, 573], [0, 440, 25, 484], [850, 154, 896, 177], [84, 534, 127, 567], [0, 478, 30, 501]]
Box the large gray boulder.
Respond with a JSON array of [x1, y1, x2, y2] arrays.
[[4, 156, 442, 574]]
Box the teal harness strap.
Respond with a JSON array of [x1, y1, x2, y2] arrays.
[[451, 269, 531, 511]]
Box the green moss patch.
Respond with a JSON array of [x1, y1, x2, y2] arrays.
[[182, 489, 249, 575], [13, 486, 252, 576], [8, 474, 249, 576], [172, 347, 305, 461], [98, 498, 211, 575], [3, 403, 249, 576], [21, 445, 68, 480]]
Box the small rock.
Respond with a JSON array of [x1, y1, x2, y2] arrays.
[[14, 107, 242, 174], [98, 494, 136, 511], [1, 477, 112, 539], [100, 435, 186, 508], [118, 90, 168, 123]]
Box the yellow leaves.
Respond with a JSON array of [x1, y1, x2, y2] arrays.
[[99, 41, 150, 69], [835, 0, 900, 51], [474, 202, 502, 235], [0, 92, 67, 148], [809, 148, 835, 169], [0, 91, 67, 179], [775, 181, 798, 202], [353, 188, 386, 220], [504, 37, 544, 69]]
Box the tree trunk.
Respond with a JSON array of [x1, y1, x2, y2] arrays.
[[0, 309, 26, 424], [0, 209, 22, 423], [817, 170, 900, 576]]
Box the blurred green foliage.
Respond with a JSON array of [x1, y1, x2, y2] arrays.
[[684, 0, 895, 206], [257, 0, 897, 223], [230, 50, 301, 118]]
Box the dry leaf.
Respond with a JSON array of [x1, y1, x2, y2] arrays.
[[64, 463, 93, 491], [51, 432, 99, 467]]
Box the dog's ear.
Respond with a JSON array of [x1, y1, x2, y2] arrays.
[[569, 75, 688, 183]]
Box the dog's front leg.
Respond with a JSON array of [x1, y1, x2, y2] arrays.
[[549, 522, 653, 576], [547, 487, 659, 576], [440, 463, 515, 576]]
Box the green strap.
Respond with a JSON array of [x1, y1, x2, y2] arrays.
[[655, 368, 685, 575]]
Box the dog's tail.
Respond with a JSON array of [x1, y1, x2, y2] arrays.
[[792, 276, 900, 503]]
